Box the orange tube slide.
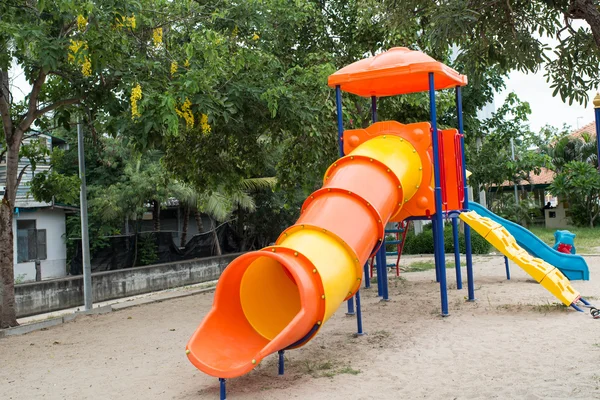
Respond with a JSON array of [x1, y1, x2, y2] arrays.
[[186, 122, 426, 378]]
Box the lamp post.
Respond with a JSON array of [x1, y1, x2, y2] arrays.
[[594, 93, 600, 171]]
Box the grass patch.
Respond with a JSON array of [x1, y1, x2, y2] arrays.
[[404, 259, 455, 272], [530, 302, 569, 313], [303, 360, 361, 378], [529, 227, 600, 254]]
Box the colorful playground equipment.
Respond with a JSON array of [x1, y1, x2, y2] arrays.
[[185, 47, 591, 398]]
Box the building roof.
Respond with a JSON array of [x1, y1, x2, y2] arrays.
[[568, 121, 596, 139], [328, 47, 468, 97]]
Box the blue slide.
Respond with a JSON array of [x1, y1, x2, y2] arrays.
[[468, 202, 589, 281]]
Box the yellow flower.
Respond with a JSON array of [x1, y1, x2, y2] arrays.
[[175, 98, 194, 129], [200, 114, 211, 135], [131, 84, 142, 120], [77, 15, 87, 32], [126, 16, 136, 29], [82, 56, 92, 77], [153, 27, 163, 47], [170, 61, 178, 75], [252, 33, 259, 41], [68, 40, 87, 63], [184, 59, 190, 68]]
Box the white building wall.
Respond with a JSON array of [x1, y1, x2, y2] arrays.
[[13, 208, 67, 282]]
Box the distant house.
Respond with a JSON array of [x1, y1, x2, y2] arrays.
[[489, 122, 597, 227], [0, 134, 76, 282]]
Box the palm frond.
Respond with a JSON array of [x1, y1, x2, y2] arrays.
[[239, 177, 277, 191]]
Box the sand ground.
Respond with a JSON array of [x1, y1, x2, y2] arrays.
[[2, 255, 600, 400]]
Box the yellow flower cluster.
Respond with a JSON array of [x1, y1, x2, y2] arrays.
[[115, 15, 136, 29], [131, 84, 142, 120], [68, 39, 87, 62], [175, 98, 194, 129], [82, 57, 92, 76], [170, 61, 178, 75], [68, 40, 91, 76], [252, 33, 260, 41], [153, 27, 163, 47], [200, 114, 211, 135], [77, 14, 87, 31], [184, 59, 190, 68]]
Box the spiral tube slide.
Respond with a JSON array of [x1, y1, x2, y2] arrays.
[[186, 122, 429, 379]]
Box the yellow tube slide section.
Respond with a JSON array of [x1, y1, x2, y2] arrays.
[[186, 123, 425, 379]]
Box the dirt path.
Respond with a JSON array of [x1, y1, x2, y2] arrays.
[[2, 255, 600, 399]]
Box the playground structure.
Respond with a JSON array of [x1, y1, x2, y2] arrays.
[[185, 48, 591, 398]]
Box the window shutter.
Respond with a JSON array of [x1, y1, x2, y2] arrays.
[[37, 229, 47, 260]]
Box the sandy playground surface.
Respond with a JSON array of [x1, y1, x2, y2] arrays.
[[2, 255, 600, 400]]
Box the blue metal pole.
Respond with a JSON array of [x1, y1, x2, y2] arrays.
[[219, 378, 226, 400], [432, 219, 440, 283], [429, 72, 449, 316], [376, 246, 383, 296], [595, 105, 600, 171], [346, 296, 355, 315], [335, 86, 344, 158], [355, 289, 365, 335], [278, 350, 285, 375], [504, 256, 511, 280], [456, 86, 475, 301], [452, 217, 462, 289], [363, 262, 370, 288], [371, 96, 377, 123], [380, 238, 389, 301]]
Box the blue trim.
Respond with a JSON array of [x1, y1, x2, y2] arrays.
[[355, 290, 365, 335], [432, 220, 440, 283], [452, 217, 462, 289], [580, 297, 591, 306], [379, 238, 390, 300], [376, 245, 384, 296], [363, 262, 370, 288], [371, 96, 377, 123], [430, 73, 448, 316], [504, 256, 511, 280], [284, 323, 320, 349], [336, 86, 344, 157], [219, 378, 226, 400], [456, 86, 475, 301], [278, 350, 285, 375], [346, 297, 355, 315]]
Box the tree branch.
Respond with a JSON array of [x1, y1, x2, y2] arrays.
[[17, 68, 47, 136], [16, 164, 29, 189], [567, 0, 600, 48], [35, 97, 81, 118]]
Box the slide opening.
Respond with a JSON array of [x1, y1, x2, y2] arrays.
[[240, 256, 302, 341]]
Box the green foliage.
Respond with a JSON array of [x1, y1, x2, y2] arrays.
[[402, 223, 490, 255], [549, 161, 600, 228], [136, 233, 158, 266], [468, 93, 553, 193]]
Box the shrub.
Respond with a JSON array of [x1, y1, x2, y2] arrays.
[[401, 222, 490, 255]]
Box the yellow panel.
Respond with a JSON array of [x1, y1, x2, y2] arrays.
[[350, 136, 422, 201], [459, 211, 500, 238], [484, 226, 519, 258], [539, 269, 580, 306], [240, 257, 301, 340], [278, 229, 356, 322], [510, 251, 555, 283]]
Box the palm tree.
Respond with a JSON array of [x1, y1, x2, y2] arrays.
[[172, 177, 277, 253]]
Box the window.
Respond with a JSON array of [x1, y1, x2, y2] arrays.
[[16, 220, 47, 263]]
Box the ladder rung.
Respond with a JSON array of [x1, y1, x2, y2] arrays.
[[386, 252, 399, 256], [386, 240, 402, 245]]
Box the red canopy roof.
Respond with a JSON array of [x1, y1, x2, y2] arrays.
[[328, 47, 468, 97]]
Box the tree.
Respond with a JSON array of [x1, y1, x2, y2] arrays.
[[549, 161, 600, 227], [548, 131, 598, 173], [408, 0, 600, 105], [0, 0, 222, 327]]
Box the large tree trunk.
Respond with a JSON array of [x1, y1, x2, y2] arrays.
[[0, 139, 21, 328], [180, 206, 189, 248], [152, 199, 160, 231]]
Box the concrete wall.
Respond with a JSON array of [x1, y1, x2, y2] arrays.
[[13, 207, 67, 282], [14, 253, 241, 318], [545, 203, 572, 229]]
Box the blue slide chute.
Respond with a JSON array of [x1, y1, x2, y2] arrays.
[[468, 202, 589, 281]]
